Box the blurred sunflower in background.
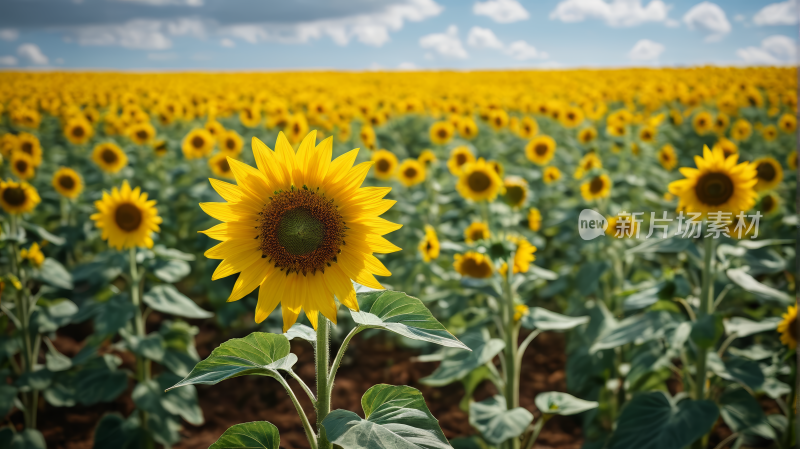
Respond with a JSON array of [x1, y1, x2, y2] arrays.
[[182, 128, 215, 159], [220, 130, 243, 155], [528, 207, 542, 231], [418, 149, 437, 167], [52, 167, 83, 199], [578, 127, 597, 145], [487, 160, 504, 178], [10, 152, 35, 180], [731, 119, 752, 141], [20, 242, 44, 267], [418, 225, 440, 262], [464, 221, 490, 243], [199, 132, 401, 330], [581, 174, 612, 201], [0, 180, 40, 214], [152, 139, 168, 157], [762, 125, 778, 142], [397, 159, 425, 187], [658, 144, 677, 171], [639, 126, 656, 143], [430, 121, 455, 145], [208, 153, 235, 179], [457, 158, 504, 202], [759, 192, 780, 216], [693, 111, 713, 135], [543, 166, 561, 184], [502, 176, 528, 208], [574, 153, 602, 179], [779, 113, 797, 133], [91, 181, 162, 250], [499, 236, 536, 276], [372, 150, 398, 180], [204, 120, 226, 140], [64, 117, 94, 145], [712, 138, 738, 159], [454, 252, 493, 279], [787, 152, 797, 170], [752, 157, 783, 191], [518, 117, 538, 139], [0, 133, 18, 157], [447, 146, 475, 176], [285, 114, 309, 144], [359, 125, 376, 148], [778, 305, 797, 349], [526, 135, 556, 166], [16, 133, 42, 167], [128, 122, 156, 145], [92, 142, 128, 173]]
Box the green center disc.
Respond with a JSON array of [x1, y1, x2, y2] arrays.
[[277, 208, 325, 255]]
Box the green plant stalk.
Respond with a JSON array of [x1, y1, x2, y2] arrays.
[[502, 254, 520, 449], [316, 317, 332, 449], [523, 415, 549, 449], [692, 234, 716, 449], [127, 248, 152, 449]]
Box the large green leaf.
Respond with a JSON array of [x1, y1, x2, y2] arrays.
[[723, 317, 780, 338], [168, 332, 295, 390], [707, 353, 765, 390], [469, 395, 532, 445], [607, 392, 718, 449], [143, 285, 213, 319], [0, 429, 46, 449], [726, 268, 792, 304], [121, 330, 166, 363], [322, 384, 450, 449], [209, 422, 280, 449], [77, 356, 129, 406], [352, 291, 468, 349], [33, 299, 78, 334], [520, 307, 589, 331], [590, 311, 682, 353], [149, 259, 192, 283], [719, 387, 775, 440], [420, 330, 504, 387], [0, 386, 17, 416], [92, 413, 145, 449], [33, 258, 73, 289], [534, 392, 598, 416]]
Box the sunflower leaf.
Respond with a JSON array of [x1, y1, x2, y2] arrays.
[[167, 332, 295, 391], [209, 421, 280, 449], [352, 290, 469, 349], [143, 285, 213, 320]]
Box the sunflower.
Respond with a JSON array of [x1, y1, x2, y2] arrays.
[[418, 225, 440, 262], [430, 121, 455, 145], [91, 180, 162, 250], [578, 127, 597, 145], [669, 109, 683, 126], [528, 207, 542, 232], [759, 192, 780, 216], [502, 176, 528, 208], [128, 122, 156, 145], [457, 158, 504, 202], [359, 125, 376, 148], [658, 144, 677, 171], [606, 214, 640, 238], [489, 109, 509, 131], [606, 123, 626, 137], [574, 153, 602, 179], [209, 153, 235, 179], [712, 138, 738, 159], [464, 221, 490, 243], [0, 133, 18, 157], [182, 129, 215, 160], [199, 131, 401, 330], [779, 113, 797, 133], [152, 139, 168, 157], [337, 123, 351, 142], [639, 126, 656, 143], [693, 112, 713, 135], [19, 242, 44, 267], [397, 159, 425, 187], [92, 142, 128, 174], [488, 160, 504, 178], [513, 304, 529, 323], [668, 146, 757, 216], [762, 125, 778, 142], [752, 157, 783, 192], [372, 150, 398, 180], [581, 174, 612, 201], [64, 117, 94, 145], [205, 120, 226, 139], [447, 146, 475, 176], [239, 105, 262, 128], [518, 117, 538, 139], [778, 305, 797, 349], [220, 131, 243, 156], [16, 133, 42, 167], [459, 117, 479, 139], [0, 180, 40, 214], [788, 152, 797, 171], [731, 119, 752, 141], [561, 106, 584, 128], [285, 114, 309, 144], [454, 252, 493, 279], [10, 152, 35, 180], [52, 167, 83, 199], [543, 166, 561, 184], [499, 237, 536, 276], [525, 135, 556, 166], [418, 149, 437, 166], [713, 113, 730, 134]]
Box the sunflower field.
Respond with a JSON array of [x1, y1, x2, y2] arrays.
[[0, 66, 796, 449]]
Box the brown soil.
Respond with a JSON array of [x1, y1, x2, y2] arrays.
[[34, 323, 582, 449]]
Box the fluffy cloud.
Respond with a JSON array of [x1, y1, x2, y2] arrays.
[[682, 2, 731, 42], [737, 35, 796, 65], [220, 38, 235, 47], [0, 56, 17, 66], [18, 43, 48, 65], [0, 29, 19, 41], [549, 0, 669, 27], [753, 0, 797, 26], [397, 61, 417, 70], [466, 26, 503, 49], [506, 40, 548, 60], [69, 20, 173, 49], [419, 25, 468, 59], [473, 0, 530, 23], [628, 39, 665, 61]]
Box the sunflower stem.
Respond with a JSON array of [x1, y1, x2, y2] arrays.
[[501, 254, 520, 449], [692, 234, 716, 449], [128, 247, 152, 448], [316, 317, 332, 449]]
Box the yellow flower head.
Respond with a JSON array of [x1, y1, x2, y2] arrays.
[[359, 125, 376, 146], [787, 151, 797, 171], [712, 138, 738, 159], [561, 106, 584, 128], [64, 117, 94, 145], [731, 119, 752, 141], [0, 180, 40, 215], [502, 176, 528, 209], [581, 174, 612, 201], [285, 114, 309, 144], [464, 221, 490, 243], [209, 153, 235, 179], [397, 159, 426, 187], [574, 153, 602, 179], [152, 139, 168, 157], [20, 243, 44, 267], [0, 133, 18, 158], [204, 119, 226, 139], [487, 160, 504, 178], [752, 157, 783, 192], [693, 111, 713, 135], [528, 207, 542, 232], [658, 144, 678, 171], [182, 128, 215, 160], [639, 126, 656, 143], [525, 135, 556, 166], [778, 305, 797, 349], [91, 181, 162, 250], [759, 192, 780, 216], [518, 117, 538, 139], [499, 236, 537, 276], [371, 150, 398, 180], [52, 167, 83, 199], [430, 121, 455, 145], [127, 122, 156, 145], [220, 130, 244, 155], [454, 251, 493, 279], [16, 133, 42, 167], [489, 109, 509, 131], [10, 152, 35, 180], [447, 146, 475, 176], [779, 113, 797, 133], [513, 304, 529, 323], [543, 166, 561, 184], [762, 125, 778, 142], [239, 105, 262, 128], [199, 131, 401, 331], [418, 149, 437, 166], [418, 225, 440, 262], [92, 142, 128, 173], [457, 158, 505, 202], [578, 127, 597, 144]]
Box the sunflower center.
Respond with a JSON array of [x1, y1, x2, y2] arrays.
[[438, 129, 447, 138], [217, 158, 231, 173], [462, 257, 492, 278], [534, 143, 548, 156], [695, 172, 734, 206], [762, 195, 775, 212], [191, 136, 205, 149], [115, 203, 143, 232], [14, 160, 28, 173], [404, 167, 418, 178], [2, 187, 26, 206], [226, 138, 236, 150], [21, 142, 33, 155], [58, 175, 75, 190], [376, 159, 391, 173], [260, 188, 345, 276], [467, 171, 491, 192], [136, 130, 148, 140], [72, 126, 85, 138], [756, 162, 776, 181], [505, 185, 525, 205], [101, 149, 118, 164], [455, 153, 467, 166], [643, 131, 652, 140], [589, 177, 604, 193]]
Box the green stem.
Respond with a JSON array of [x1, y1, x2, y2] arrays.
[[316, 317, 332, 449], [692, 234, 716, 449], [501, 255, 520, 449], [128, 248, 152, 449], [523, 416, 548, 449], [328, 326, 360, 398], [9, 215, 35, 430], [276, 376, 317, 449]]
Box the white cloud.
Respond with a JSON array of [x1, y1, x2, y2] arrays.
[[0, 56, 17, 66], [419, 25, 468, 59], [220, 38, 235, 47], [737, 35, 796, 65], [0, 29, 19, 41], [147, 52, 179, 60], [682, 2, 731, 42], [17, 44, 48, 65], [628, 38, 665, 61], [473, 0, 530, 23], [733, 14, 745, 22], [665, 18, 680, 27], [506, 40, 548, 60], [398, 62, 417, 70], [549, 0, 669, 27], [754, 0, 797, 26], [467, 26, 503, 49], [70, 20, 173, 49]]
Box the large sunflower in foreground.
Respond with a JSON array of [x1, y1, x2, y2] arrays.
[[91, 181, 162, 250], [0, 180, 40, 214], [668, 146, 757, 216], [199, 132, 401, 331], [778, 304, 797, 349]]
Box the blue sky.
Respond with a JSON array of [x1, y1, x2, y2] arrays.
[[0, 0, 797, 70]]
